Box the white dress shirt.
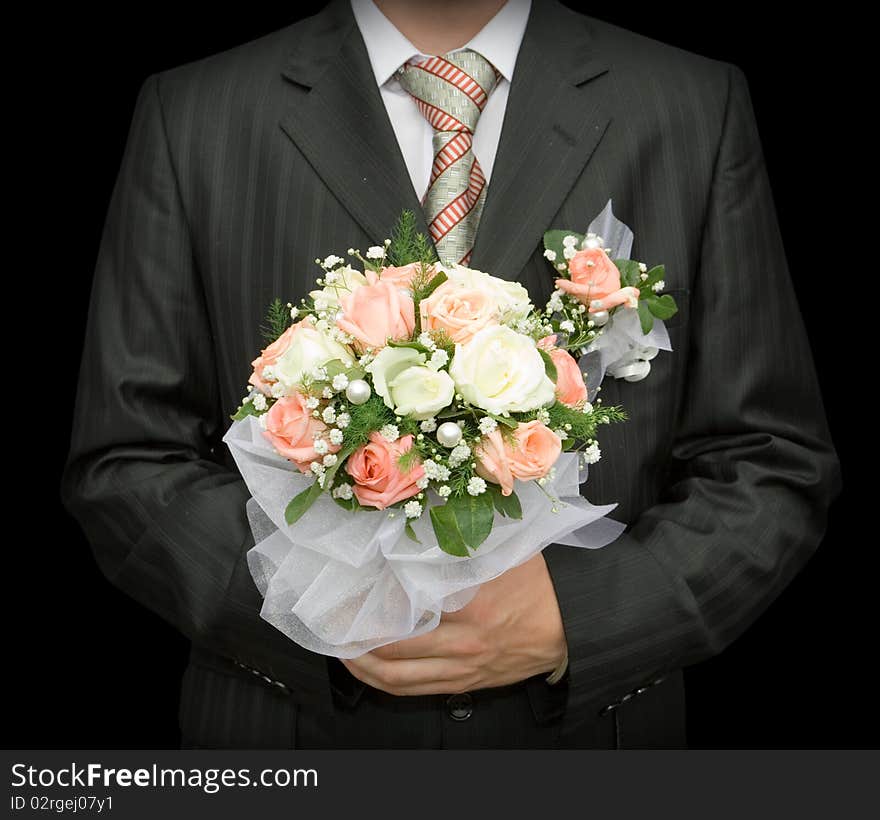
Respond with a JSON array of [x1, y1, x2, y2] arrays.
[[350, 0, 531, 201]]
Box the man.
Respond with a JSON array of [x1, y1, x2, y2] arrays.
[[61, 0, 840, 749]]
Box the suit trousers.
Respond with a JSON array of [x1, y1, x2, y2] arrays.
[[177, 646, 687, 749]]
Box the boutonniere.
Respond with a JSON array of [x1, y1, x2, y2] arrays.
[[542, 200, 678, 389]]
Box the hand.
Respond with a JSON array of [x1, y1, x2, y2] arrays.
[[341, 553, 567, 696]]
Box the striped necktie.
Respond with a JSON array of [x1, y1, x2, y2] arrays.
[[396, 49, 500, 267]]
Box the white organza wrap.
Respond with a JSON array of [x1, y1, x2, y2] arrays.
[[223, 415, 625, 658]]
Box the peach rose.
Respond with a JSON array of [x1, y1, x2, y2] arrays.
[[336, 269, 415, 351], [537, 334, 588, 407], [345, 432, 425, 510], [379, 261, 434, 289], [419, 280, 498, 344], [474, 429, 516, 496], [555, 247, 621, 310], [248, 322, 300, 394], [262, 393, 338, 474], [589, 286, 640, 311], [475, 420, 562, 496]]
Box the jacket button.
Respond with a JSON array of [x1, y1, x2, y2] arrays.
[[446, 693, 473, 721]]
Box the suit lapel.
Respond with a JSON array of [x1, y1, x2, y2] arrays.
[[469, 2, 612, 281], [278, 0, 431, 245]]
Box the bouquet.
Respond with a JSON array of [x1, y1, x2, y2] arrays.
[[224, 203, 677, 657]]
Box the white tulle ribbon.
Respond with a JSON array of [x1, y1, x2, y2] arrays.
[[223, 415, 625, 658]]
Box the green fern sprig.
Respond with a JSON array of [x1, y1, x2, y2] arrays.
[[260, 298, 292, 344]]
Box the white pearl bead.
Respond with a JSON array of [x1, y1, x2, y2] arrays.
[[436, 421, 462, 448], [590, 310, 609, 327], [345, 379, 371, 405]]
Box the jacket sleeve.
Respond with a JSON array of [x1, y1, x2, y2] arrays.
[[60, 72, 331, 707], [542, 63, 842, 721]]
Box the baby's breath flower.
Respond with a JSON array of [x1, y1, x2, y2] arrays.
[[380, 423, 400, 442], [323, 453, 338, 467], [252, 393, 267, 411], [420, 417, 437, 433], [466, 477, 487, 496], [652, 280, 665, 292], [335, 412, 351, 429], [429, 349, 449, 370], [305, 396, 320, 410], [438, 485, 452, 498], [366, 245, 386, 260], [332, 373, 349, 391], [329, 428, 344, 445], [332, 483, 353, 500], [403, 500, 423, 518], [313, 438, 329, 455], [478, 416, 498, 434], [582, 442, 601, 464], [543, 248, 557, 262]]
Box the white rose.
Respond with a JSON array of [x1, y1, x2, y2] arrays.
[[441, 263, 533, 320], [309, 264, 368, 310], [366, 345, 455, 420], [274, 324, 355, 387], [449, 325, 555, 414]]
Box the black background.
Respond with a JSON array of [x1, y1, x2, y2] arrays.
[[10, 3, 870, 748]]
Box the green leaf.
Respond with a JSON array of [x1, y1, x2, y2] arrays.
[[422, 271, 448, 297], [404, 521, 421, 544], [637, 300, 655, 335], [487, 412, 518, 429], [538, 348, 558, 383], [638, 264, 665, 290], [614, 259, 642, 288], [284, 481, 323, 525], [543, 230, 585, 269], [230, 401, 261, 421], [387, 339, 432, 354], [429, 504, 470, 557], [488, 484, 523, 519], [644, 293, 678, 320], [447, 492, 494, 549], [332, 493, 358, 512]]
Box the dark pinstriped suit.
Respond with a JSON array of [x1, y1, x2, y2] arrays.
[[61, 0, 841, 748]]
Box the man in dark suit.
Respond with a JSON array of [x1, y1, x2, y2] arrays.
[[61, 0, 840, 748]]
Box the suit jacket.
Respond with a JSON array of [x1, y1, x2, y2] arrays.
[[61, 0, 841, 748]]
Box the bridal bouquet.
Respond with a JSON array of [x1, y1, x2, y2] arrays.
[[224, 204, 676, 657]]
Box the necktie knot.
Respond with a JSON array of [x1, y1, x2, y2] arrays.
[[397, 48, 500, 135]]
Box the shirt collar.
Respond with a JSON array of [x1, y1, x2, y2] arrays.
[[350, 0, 531, 87]]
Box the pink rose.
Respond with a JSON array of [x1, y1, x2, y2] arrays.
[[537, 335, 587, 407], [262, 393, 338, 474], [248, 321, 302, 394], [419, 280, 498, 344], [588, 286, 641, 311], [336, 270, 415, 351], [345, 432, 425, 510], [379, 261, 434, 289], [475, 421, 562, 496], [555, 247, 623, 311]]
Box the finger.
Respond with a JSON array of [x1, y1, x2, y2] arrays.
[[370, 622, 469, 660], [342, 654, 475, 695]]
